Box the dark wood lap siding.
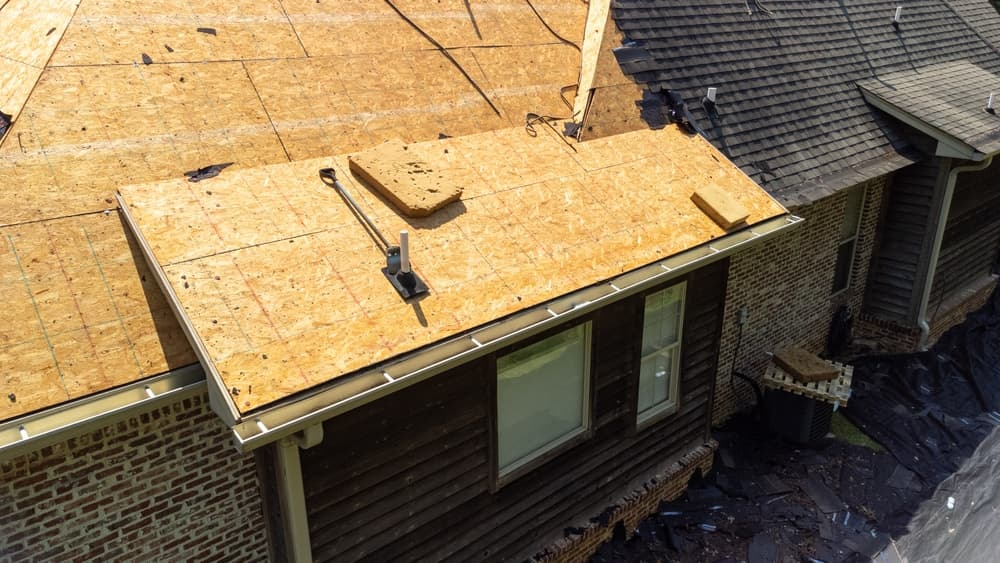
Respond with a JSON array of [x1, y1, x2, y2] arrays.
[[930, 165, 1000, 306], [864, 158, 942, 322], [299, 258, 729, 562]]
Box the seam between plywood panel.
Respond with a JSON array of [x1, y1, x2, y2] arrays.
[[83, 225, 144, 374], [5, 233, 69, 396], [276, 0, 310, 58], [243, 61, 291, 162]]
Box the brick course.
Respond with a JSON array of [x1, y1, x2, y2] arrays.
[[0, 394, 268, 562], [712, 177, 887, 424], [530, 440, 717, 563], [855, 275, 999, 351]]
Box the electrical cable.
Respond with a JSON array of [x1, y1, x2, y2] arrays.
[[525, 0, 581, 51], [728, 315, 765, 416], [384, 0, 502, 117]]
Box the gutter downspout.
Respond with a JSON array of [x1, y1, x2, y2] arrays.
[[917, 155, 994, 349], [275, 424, 324, 563]]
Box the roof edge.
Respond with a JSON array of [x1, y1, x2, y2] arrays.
[[116, 193, 242, 427], [230, 213, 803, 453], [858, 87, 984, 161], [0, 365, 205, 462], [773, 148, 921, 207]]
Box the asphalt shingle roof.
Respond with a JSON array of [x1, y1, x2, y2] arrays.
[[858, 60, 1000, 156], [608, 0, 1000, 204]]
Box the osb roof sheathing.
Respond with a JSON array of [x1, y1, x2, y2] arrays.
[[118, 125, 787, 414], [0, 0, 588, 422]]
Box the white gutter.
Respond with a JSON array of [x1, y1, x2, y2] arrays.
[[917, 155, 994, 349], [0, 364, 205, 461], [231, 214, 803, 453]]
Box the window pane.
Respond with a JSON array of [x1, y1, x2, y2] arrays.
[[643, 289, 682, 354], [832, 240, 855, 293], [638, 284, 684, 420], [497, 324, 588, 472], [639, 349, 675, 416], [839, 188, 864, 241]]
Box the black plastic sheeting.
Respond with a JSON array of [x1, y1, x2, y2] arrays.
[[844, 287, 1000, 562], [894, 426, 1000, 563], [846, 288, 1000, 485], [589, 425, 908, 562]]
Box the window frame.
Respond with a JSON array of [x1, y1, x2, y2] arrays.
[[831, 186, 867, 296], [488, 319, 595, 490], [633, 280, 687, 429]]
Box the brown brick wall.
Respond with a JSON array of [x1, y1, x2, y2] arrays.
[[0, 394, 268, 562], [854, 266, 998, 352], [926, 278, 998, 344], [530, 440, 717, 563], [712, 177, 888, 424]]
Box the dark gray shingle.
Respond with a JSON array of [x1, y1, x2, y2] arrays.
[[858, 60, 1000, 156], [608, 0, 1000, 203]]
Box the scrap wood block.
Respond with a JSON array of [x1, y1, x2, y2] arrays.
[[773, 347, 839, 383], [348, 140, 462, 217], [691, 184, 748, 230]]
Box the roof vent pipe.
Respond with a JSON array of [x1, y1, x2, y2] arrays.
[[893, 6, 902, 23], [988, 93, 996, 114], [706, 87, 717, 103], [399, 230, 411, 274]]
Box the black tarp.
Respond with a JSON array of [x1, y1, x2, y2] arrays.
[[846, 288, 1000, 485]]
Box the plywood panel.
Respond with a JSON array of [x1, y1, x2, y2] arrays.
[[467, 43, 581, 119], [284, 0, 585, 57], [0, 62, 288, 226], [243, 51, 509, 162], [49, 0, 305, 66], [0, 0, 77, 125], [0, 213, 196, 420], [119, 124, 786, 413], [0, 1, 595, 421]]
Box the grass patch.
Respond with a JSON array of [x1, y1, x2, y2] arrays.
[[831, 411, 884, 451]]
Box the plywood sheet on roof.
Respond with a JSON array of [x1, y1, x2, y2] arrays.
[[1, 0, 593, 421], [284, 0, 584, 57], [118, 124, 787, 414], [582, 83, 647, 139], [243, 50, 510, 162], [466, 43, 580, 118], [576, 4, 649, 141], [49, 0, 306, 66], [0, 62, 288, 226], [0, 0, 77, 126], [0, 212, 195, 420]]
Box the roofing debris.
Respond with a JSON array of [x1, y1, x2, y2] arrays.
[[348, 140, 463, 218], [0, 110, 10, 138], [591, 288, 1000, 562], [184, 162, 233, 183]]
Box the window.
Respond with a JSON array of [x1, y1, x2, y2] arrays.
[[638, 282, 686, 425], [832, 187, 866, 294], [496, 323, 591, 479]]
